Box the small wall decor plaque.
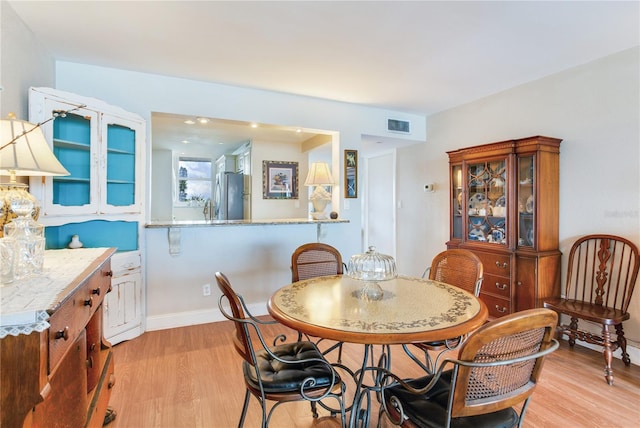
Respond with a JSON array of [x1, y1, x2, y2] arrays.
[[344, 150, 358, 198]]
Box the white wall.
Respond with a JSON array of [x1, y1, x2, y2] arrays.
[[0, 2, 54, 124], [396, 47, 640, 355]]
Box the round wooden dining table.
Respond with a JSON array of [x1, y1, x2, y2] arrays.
[[268, 274, 488, 345], [268, 274, 488, 427]]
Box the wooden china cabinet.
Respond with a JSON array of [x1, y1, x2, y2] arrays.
[[447, 136, 562, 319]]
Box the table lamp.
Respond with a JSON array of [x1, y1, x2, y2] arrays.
[[304, 162, 334, 220], [0, 115, 70, 280]]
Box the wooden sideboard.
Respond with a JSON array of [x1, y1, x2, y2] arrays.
[[1, 248, 116, 427]]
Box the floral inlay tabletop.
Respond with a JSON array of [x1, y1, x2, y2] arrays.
[[270, 275, 482, 336]]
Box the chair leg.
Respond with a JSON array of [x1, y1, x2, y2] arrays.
[[568, 317, 578, 347], [310, 401, 319, 418], [238, 389, 251, 428], [602, 324, 614, 385], [615, 324, 631, 366]]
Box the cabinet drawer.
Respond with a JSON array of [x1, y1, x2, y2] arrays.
[[34, 330, 88, 428], [49, 265, 110, 371], [86, 350, 115, 428], [86, 310, 102, 393], [481, 273, 511, 298], [480, 292, 511, 318], [49, 292, 92, 371], [111, 251, 141, 276], [473, 251, 511, 276]]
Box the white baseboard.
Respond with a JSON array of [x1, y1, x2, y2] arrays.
[[145, 303, 268, 332]]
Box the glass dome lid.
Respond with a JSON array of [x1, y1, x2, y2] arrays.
[[347, 246, 397, 301], [348, 246, 398, 281]]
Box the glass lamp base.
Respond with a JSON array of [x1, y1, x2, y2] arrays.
[[0, 183, 40, 238]]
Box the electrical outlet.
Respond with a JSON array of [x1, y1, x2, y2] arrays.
[[202, 283, 211, 296]]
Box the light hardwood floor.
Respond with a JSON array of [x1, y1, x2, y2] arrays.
[[107, 319, 640, 428]]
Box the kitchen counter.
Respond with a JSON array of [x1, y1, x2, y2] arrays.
[[145, 218, 349, 255], [145, 218, 349, 228]]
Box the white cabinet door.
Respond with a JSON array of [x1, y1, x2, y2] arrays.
[[99, 113, 145, 215], [104, 268, 142, 344]]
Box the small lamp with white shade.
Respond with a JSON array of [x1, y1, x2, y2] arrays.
[[0, 115, 70, 282], [304, 162, 335, 220]]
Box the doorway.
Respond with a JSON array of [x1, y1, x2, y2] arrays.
[[363, 151, 396, 258]]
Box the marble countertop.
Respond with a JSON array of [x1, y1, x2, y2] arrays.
[[145, 218, 349, 228], [0, 248, 114, 337]]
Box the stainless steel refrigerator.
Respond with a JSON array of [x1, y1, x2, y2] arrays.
[[214, 172, 244, 220]]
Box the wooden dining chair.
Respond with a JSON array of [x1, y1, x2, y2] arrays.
[[291, 242, 345, 282], [291, 242, 346, 362], [215, 272, 346, 428], [379, 308, 559, 428], [405, 249, 484, 372], [543, 234, 639, 385], [421, 249, 484, 296]]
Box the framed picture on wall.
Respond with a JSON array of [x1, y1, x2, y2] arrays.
[[345, 149, 357, 198], [262, 160, 299, 199]]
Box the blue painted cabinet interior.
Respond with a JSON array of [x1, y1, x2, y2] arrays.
[[52, 113, 91, 206], [106, 124, 136, 206], [45, 221, 138, 251]]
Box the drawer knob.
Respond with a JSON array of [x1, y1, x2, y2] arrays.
[[516, 281, 523, 286], [92, 287, 101, 296], [84, 297, 93, 307], [495, 282, 507, 290], [495, 261, 508, 269], [495, 305, 507, 313], [105, 270, 113, 277], [55, 326, 70, 341]]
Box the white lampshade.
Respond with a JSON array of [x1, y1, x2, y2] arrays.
[[304, 162, 334, 187], [304, 162, 334, 220], [0, 118, 70, 181]]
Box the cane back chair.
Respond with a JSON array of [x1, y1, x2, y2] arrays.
[[215, 272, 345, 427], [543, 234, 640, 385], [291, 242, 345, 282], [291, 242, 346, 361], [380, 308, 559, 428], [404, 249, 484, 372]]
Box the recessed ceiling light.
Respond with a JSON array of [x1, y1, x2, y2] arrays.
[[250, 123, 258, 128], [197, 117, 210, 124], [184, 119, 195, 125], [296, 128, 303, 133], [181, 140, 190, 144]]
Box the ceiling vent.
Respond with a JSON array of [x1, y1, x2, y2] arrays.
[[387, 118, 411, 134]]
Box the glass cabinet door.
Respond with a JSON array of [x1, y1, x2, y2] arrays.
[[100, 113, 143, 214], [466, 158, 507, 245], [45, 104, 100, 215], [517, 155, 535, 248], [451, 164, 463, 240]]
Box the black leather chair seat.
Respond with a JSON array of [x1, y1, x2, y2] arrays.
[[385, 370, 518, 428], [243, 341, 339, 393]]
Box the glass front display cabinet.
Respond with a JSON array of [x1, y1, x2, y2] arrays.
[[447, 136, 562, 318]]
